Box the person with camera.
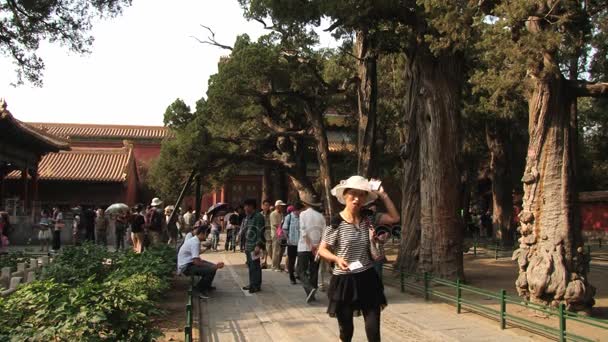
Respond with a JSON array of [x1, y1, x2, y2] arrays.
[[317, 175, 399, 342]]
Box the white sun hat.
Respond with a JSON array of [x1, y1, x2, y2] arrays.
[[150, 197, 163, 207], [331, 175, 378, 205], [274, 200, 287, 207]]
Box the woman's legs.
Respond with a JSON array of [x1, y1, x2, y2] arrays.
[[52, 230, 61, 250], [335, 305, 355, 342], [362, 306, 382, 342]]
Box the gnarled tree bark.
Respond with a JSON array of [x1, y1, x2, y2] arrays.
[[513, 71, 595, 311], [512, 16, 600, 312]]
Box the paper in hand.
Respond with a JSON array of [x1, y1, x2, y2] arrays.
[[348, 261, 363, 271], [369, 179, 382, 191]]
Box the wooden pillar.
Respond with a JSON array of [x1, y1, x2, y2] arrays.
[[31, 169, 39, 204], [195, 174, 202, 219], [277, 169, 288, 201], [262, 167, 272, 203], [0, 172, 5, 209], [21, 167, 29, 210]]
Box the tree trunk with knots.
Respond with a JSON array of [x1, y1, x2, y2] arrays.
[[513, 72, 595, 312]]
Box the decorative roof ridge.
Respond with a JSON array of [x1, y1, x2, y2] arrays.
[[64, 146, 132, 154], [27, 122, 169, 129], [0, 100, 70, 150]]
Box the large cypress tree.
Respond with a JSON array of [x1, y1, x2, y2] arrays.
[[476, 0, 607, 311]]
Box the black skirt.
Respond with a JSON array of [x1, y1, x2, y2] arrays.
[[326, 267, 387, 317]]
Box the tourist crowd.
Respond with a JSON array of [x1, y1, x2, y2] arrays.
[[177, 175, 400, 342], [33, 198, 197, 254]]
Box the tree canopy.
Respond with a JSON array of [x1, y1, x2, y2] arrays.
[[0, 0, 131, 85]]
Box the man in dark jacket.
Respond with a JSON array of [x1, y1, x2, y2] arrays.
[[241, 198, 266, 293]]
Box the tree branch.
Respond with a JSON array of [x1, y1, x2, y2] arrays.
[[254, 18, 275, 30], [571, 80, 608, 98], [191, 24, 233, 51], [324, 19, 344, 32]]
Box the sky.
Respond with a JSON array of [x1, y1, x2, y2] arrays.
[[0, 0, 337, 126]]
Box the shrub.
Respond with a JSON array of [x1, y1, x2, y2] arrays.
[[42, 242, 114, 285], [0, 244, 177, 341]]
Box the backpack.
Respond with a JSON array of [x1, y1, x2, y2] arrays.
[[148, 209, 163, 231]]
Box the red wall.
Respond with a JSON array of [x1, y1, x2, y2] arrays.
[[581, 202, 608, 233]]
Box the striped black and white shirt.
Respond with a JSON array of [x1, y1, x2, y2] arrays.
[[322, 215, 376, 275]]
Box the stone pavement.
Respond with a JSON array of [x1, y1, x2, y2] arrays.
[[194, 251, 541, 342]]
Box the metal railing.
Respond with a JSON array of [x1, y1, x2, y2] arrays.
[[185, 286, 193, 342], [397, 271, 608, 342], [465, 238, 607, 270]]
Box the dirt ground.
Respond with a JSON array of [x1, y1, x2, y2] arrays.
[[384, 241, 608, 342], [155, 276, 190, 342]]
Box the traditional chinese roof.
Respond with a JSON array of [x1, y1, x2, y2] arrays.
[[0, 100, 70, 153], [27, 122, 173, 140], [7, 146, 133, 182], [324, 110, 352, 128], [327, 131, 355, 152]]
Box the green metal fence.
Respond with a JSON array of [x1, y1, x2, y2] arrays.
[[465, 238, 607, 269], [398, 271, 607, 342], [185, 286, 193, 342]]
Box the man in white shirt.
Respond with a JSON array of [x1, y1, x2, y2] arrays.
[[182, 207, 195, 234], [177, 225, 224, 298], [297, 196, 326, 303]]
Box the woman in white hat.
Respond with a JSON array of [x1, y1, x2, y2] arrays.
[[317, 175, 399, 342]]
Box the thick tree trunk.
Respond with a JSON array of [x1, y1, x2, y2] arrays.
[[286, 171, 319, 204], [485, 120, 514, 246], [273, 169, 288, 201], [304, 104, 336, 217], [415, 55, 464, 280], [262, 166, 272, 202], [396, 56, 421, 273], [355, 30, 378, 178], [513, 72, 595, 311]]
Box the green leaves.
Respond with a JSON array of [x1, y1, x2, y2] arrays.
[[164, 98, 195, 130], [1, 0, 132, 85], [0, 244, 176, 341]]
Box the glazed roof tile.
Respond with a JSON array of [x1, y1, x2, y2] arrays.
[[27, 122, 173, 140], [7, 147, 133, 182]]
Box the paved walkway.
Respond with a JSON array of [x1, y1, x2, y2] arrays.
[[195, 251, 540, 342]]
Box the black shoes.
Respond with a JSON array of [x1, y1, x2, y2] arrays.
[[242, 285, 261, 293], [290, 279, 297, 285]]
